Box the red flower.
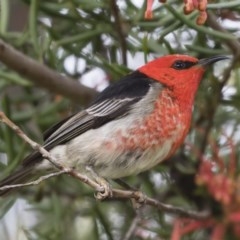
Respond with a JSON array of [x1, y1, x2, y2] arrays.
[[171, 133, 240, 239], [145, 0, 208, 24]]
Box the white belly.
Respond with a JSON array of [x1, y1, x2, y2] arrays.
[[41, 116, 181, 179]]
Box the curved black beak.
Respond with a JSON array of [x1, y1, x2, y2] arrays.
[[197, 55, 229, 67]]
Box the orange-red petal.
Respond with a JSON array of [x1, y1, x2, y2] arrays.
[[196, 11, 207, 25]]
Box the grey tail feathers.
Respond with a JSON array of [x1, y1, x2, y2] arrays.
[[0, 166, 34, 196]]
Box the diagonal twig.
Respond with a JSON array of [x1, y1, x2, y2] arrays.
[[0, 171, 66, 191], [122, 215, 141, 240], [0, 111, 103, 192]]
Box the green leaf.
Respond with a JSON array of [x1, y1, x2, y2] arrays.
[[0, 197, 16, 218]]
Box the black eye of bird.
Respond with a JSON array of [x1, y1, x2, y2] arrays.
[[172, 60, 196, 70]]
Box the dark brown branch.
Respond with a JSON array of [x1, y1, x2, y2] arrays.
[[0, 38, 96, 103]]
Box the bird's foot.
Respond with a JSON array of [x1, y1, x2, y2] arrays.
[[134, 190, 146, 203], [85, 166, 112, 200], [131, 191, 147, 210], [94, 177, 112, 200]]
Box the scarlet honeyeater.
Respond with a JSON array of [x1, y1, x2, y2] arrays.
[[0, 54, 228, 196]]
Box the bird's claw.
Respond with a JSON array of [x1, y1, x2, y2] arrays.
[[135, 191, 146, 203], [131, 191, 147, 210], [94, 178, 112, 200], [85, 166, 112, 200]]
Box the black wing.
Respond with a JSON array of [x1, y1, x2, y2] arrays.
[[23, 71, 154, 166]]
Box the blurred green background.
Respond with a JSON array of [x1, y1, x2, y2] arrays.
[[0, 0, 239, 239]]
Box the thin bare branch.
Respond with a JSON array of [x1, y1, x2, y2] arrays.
[[0, 111, 103, 192], [111, 188, 210, 219], [122, 216, 141, 240], [0, 171, 66, 191]]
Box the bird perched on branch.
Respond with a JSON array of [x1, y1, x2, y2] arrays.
[[0, 54, 228, 197]]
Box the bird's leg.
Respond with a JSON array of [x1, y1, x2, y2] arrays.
[[114, 178, 138, 191], [130, 190, 147, 213], [85, 166, 112, 200]]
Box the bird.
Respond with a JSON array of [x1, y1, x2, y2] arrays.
[[0, 54, 228, 196]]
